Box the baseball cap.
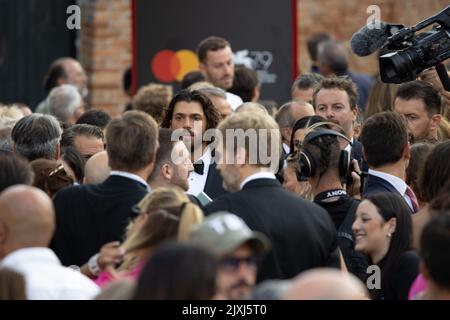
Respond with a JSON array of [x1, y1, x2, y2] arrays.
[[188, 211, 270, 256]]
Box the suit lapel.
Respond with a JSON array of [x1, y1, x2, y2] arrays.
[[203, 163, 226, 199]]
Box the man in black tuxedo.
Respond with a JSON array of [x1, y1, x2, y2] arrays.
[[51, 111, 159, 266], [148, 128, 203, 207], [162, 89, 226, 200], [148, 128, 193, 192], [204, 112, 340, 282], [361, 111, 419, 213]]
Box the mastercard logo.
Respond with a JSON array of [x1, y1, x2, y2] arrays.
[[151, 49, 199, 83]]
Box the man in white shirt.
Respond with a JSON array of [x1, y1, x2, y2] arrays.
[[0, 185, 99, 300], [162, 90, 226, 200], [197, 36, 243, 111]]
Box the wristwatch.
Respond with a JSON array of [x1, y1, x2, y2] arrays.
[[88, 253, 101, 276]]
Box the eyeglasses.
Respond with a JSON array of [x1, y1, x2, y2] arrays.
[[219, 256, 257, 272]]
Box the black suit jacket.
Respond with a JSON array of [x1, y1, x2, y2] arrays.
[[50, 175, 148, 266], [203, 163, 227, 200], [204, 178, 339, 282]]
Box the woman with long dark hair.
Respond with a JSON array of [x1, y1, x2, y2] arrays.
[[352, 192, 419, 300]]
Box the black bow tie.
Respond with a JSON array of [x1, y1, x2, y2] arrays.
[[193, 160, 204, 175]]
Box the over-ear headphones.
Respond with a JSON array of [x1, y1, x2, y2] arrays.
[[298, 128, 352, 181]]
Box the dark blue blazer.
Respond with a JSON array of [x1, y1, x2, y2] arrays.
[[363, 174, 415, 214], [363, 174, 402, 196]]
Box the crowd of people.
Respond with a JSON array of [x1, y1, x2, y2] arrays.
[[1, 33, 450, 301]]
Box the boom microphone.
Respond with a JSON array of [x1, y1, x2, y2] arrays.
[[350, 21, 404, 57]]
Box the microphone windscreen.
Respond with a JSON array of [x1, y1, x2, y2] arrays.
[[350, 21, 389, 57]]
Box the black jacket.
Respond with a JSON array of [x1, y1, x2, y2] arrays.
[[203, 163, 227, 200], [372, 251, 420, 300], [50, 175, 148, 266], [204, 178, 340, 282], [313, 191, 368, 280]]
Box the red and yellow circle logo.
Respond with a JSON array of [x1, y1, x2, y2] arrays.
[[151, 49, 199, 83]]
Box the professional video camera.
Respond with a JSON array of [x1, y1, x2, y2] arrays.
[[379, 5, 450, 86]]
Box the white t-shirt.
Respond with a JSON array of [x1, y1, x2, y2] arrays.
[[1, 248, 100, 300]]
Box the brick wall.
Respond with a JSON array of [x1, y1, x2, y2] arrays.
[[297, 0, 450, 75], [77, 0, 132, 117], [77, 0, 448, 116]]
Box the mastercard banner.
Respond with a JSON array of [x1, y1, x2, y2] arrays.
[[132, 0, 297, 104], [151, 49, 199, 83]]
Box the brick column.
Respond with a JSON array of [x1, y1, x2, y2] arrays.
[[77, 0, 131, 117]]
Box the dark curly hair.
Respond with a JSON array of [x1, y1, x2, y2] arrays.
[[161, 89, 221, 132]]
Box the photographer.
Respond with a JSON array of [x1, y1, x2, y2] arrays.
[[298, 128, 367, 279]]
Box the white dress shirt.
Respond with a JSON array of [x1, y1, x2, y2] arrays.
[[344, 137, 354, 153], [226, 92, 244, 111], [368, 169, 414, 211], [283, 143, 290, 155], [187, 147, 212, 197], [110, 170, 150, 191], [0, 248, 100, 300], [239, 171, 277, 190]]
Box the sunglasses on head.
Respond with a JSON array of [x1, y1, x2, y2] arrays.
[[220, 256, 257, 272], [130, 203, 188, 219]]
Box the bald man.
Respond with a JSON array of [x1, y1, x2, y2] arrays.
[[83, 151, 110, 185], [235, 102, 269, 115], [283, 268, 368, 300], [36, 57, 88, 114], [0, 185, 99, 299], [275, 101, 315, 156]]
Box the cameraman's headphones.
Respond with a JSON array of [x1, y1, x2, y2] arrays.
[[298, 128, 352, 181]]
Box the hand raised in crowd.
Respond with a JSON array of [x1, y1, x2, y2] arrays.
[[347, 159, 362, 200], [442, 90, 450, 117], [80, 241, 125, 278], [97, 241, 125, 270], [419, 68, 443, 91]]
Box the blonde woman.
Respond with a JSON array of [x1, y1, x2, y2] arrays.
[[80, 187, 203, 287]]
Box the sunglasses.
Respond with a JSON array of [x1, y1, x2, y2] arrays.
[[220, 256, 257, 272]]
